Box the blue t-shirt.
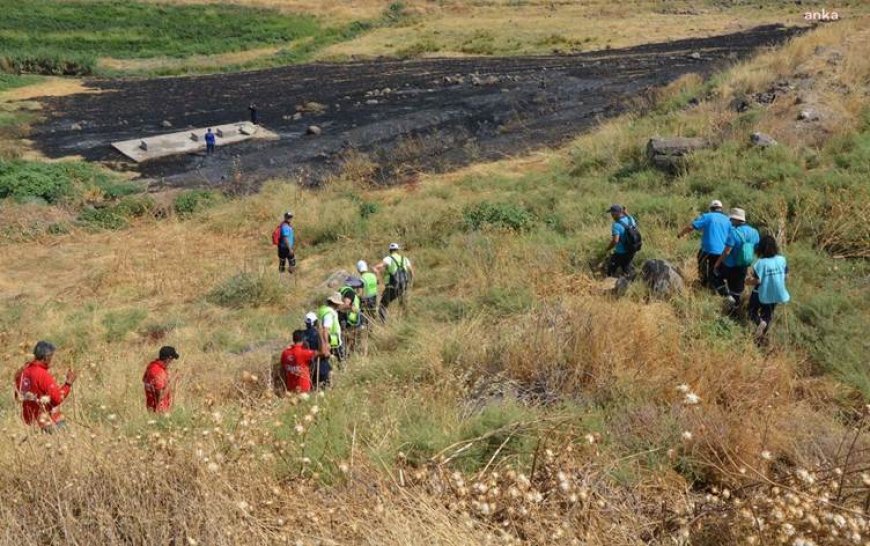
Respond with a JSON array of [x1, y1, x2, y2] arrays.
[[611, 216, 637, 255], [281, 224, 294, 247], [752, 255, 790, 304], [205, 132, 216, 145], [723, 224, 760, 267], [691, 211, 731, 255]]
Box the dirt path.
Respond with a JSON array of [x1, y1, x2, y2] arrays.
[[29, 25, 803, 190]]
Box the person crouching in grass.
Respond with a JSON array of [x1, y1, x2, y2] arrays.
[[281, 330, 317, 394], [746, 235, 790, 345]]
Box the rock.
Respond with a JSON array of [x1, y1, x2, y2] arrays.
[[754, 91, 777, 104], [282, 114, 292, 121], [731, 97, 750, 113], [139, 140, 148, 151], [798, 108, 820, 121], [689, 51, 702, 60], [302, 101, 327, 113], [640, 260, 685, 298], [751, 132, 777, 148], [646, 137, 708, 173], [69, 122, 82, 131], [306, 125, 322, 136], [189, 132, 198, 141], [292, 112, 303, 121], [161, 120, 172, 128], [471, 74, 500, 86], [216, 128, 223, 137], [322, 270, 352, 290], [365, 99, 379, 105]]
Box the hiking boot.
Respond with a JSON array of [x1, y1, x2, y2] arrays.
[[755, 320, 768, 339]]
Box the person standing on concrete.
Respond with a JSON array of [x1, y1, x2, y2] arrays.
[[713, 208, 760, 312], [677, 199, 730, 289], [249, 103, 259, 125], [272, 212, 295, 274], [13, 341, 76, 431], [746, 235, 790, 344], [143, 346, 179, 413], [604, 204, 641, 278], [374, 243, 414, 322], [205, 128, 216, 155]]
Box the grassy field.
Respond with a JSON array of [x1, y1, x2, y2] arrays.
[[0, 19, 868, 545]]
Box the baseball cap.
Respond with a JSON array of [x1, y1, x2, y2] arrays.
[[356, 260, 368, 273], [304, 312, 318, 325], [729, 208, 747, 222], [284, 211, 294, 219], [709, 199, 723, 209], [327, 292, 344, 305], [607, 204, 624, 214], [389, 242, 400, 251], [159, 346, 180, 360]]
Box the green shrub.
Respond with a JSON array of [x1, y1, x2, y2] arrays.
[[0, 160, 131, 204], [463, 201, 536, 231], [102, 308, 148, 342], [174, 190, 222, 217], [358, 200, 379, 219], [206, 272, 284, 308], [77, 206, 128, 230]]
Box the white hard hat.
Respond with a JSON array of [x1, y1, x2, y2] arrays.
[[304, 312, 317, 325], [389, 242, 400, 251], [356, 260, 368, 273]]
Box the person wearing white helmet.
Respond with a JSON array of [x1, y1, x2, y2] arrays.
[[677, 199, 730, 289], [373, 243, 414, 322], [302, 312, 329, 388], [356, 260, 379, 325]]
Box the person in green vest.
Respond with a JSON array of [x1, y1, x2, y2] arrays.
[[339, 277, 363, 354], [356, 260, 379, 325], [374, 243, 414, 322], [318, 292, 345, 367]]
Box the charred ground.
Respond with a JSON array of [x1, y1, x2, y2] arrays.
[[30, 25, 804, 190]]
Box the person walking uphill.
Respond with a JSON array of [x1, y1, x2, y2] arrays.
[[303, 312, 329, 388], [374, 243, 413, 322], [713, 208, 760, 312], [357, 260, 379, 324], [318, 292, 345, 366], [677, 199, 730, 289], [746, 235, 790, 344], [272, 211, 296, 274], [604, 205, 641, 278], [143, 346, 179, 413], [13, 341, 76, 431]]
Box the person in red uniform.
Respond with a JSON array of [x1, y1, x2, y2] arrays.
[[143, 346, 179, 413], [281, 330, 317, 394], [13, 340, 77, 431]]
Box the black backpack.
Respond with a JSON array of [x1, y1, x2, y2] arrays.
[[620, 217, 642, 253], [389, 255, 409, 292]]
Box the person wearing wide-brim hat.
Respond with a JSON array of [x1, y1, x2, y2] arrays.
[[316, 293, 347, 380], [713, 208, 761, 313]]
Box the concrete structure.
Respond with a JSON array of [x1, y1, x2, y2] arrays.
[[112, 122, 278, 162]]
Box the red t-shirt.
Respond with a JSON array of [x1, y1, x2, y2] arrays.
[[280, 344, 316, 393], [13, 360, 71, 427], [143, 360, 172, 412]]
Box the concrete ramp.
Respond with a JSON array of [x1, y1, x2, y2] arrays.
[[112, 122, 278, 162]]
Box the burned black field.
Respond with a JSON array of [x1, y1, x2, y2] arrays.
[[30, 25, 803, 190]]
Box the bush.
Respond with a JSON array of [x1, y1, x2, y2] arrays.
[[174, 190, 223, 217], [102, 308, 148, 342], [77, 206, 128, 230], [464, 201, 536, 231], [206, 272, 284, 309], [0, 160, 133, 204]]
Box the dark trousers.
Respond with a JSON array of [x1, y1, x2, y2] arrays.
[[606, 252, 635, 277], [360, 296, 377, 327], [310, 357, 331, 389], [378, 285, 404, 322], [748, 291, 776, 333], [206, 143, 215, 155], [278, 245, 295, 272], [697, 251, 720, 289], [715, 265, 747, 303]]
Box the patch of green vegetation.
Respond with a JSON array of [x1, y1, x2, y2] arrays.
[[464, 201, 536, 231], [206, 272, 284, 309], [0, 74, 42, 93], [0, 0, 347, 75], [102, 308, 148, 342], [173, 190, 223, 217], [0, 160, 139, 204], [77, 195, 154, 231]]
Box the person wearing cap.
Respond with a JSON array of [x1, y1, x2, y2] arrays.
[[143, 346, 179, 413], [374, 243, 414, 322], [357, 260, 379, 325], [281, 330, 317, 393], [13, 341, 77, 431], [303, 312, 330, 388], [677, 199, 731, 289], [339, 277, 364, 353], [318, 292, 345, 366], [277, 211, 296, 274], [713, 208, 760, 311], [603, 204, 639, 277], [746, 235, 790, 344]]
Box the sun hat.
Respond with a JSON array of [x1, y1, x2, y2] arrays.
[[344, 276, 364, 289], [709, 199, 723, 209], [729, 208, 747, 222], [327, 292, 344, 305]]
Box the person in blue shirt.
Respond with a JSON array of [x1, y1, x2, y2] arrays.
[[278, 211, 296, 274], [677, 199, 730, 289], [604, 204, 639, 277], [713, 207, 760, 311], [205, 128, 216, 155], [746, 235, 790, 344]]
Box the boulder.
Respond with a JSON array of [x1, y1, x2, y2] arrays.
[[798, 108, 820, 121], [306, 125, 322, 136], [640, 259, 685, 298], [161, 120, 172, 128], [646, 137, 707, 173], [322, 270, 352, 290], [69, 122, 82, 131], [688, 51, 702, 60], [292, 112, 303, 121], [750, 132, 777, 148]]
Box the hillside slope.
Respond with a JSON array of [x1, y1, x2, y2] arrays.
[[0, 20, 868, 546]]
